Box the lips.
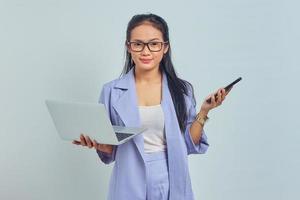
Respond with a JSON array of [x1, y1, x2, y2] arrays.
[[139, 58, 152, 64]]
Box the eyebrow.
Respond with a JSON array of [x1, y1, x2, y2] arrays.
[[131, 38, 162, 42]]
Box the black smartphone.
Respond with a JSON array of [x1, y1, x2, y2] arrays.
[[206, 77, 242, 104]]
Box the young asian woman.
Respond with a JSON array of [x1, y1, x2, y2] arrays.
[[73, 13, 229, 200]]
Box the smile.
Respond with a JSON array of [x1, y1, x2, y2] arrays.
[[139, 59, 152, 64]]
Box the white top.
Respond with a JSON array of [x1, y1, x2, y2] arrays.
[[138, 104, 166, 153]]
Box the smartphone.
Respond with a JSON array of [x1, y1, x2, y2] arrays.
[[206, 77, 242, 104]]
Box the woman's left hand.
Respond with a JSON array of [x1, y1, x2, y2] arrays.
[[200, 88, 231, 115]]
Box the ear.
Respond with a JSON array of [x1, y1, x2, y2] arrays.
[[126, 42, 131, 53], [163, 43, 169, 54]]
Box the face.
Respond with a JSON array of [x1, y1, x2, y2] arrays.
[[127, 23, 169, 72]]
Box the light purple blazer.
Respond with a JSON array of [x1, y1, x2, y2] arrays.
[[97, 68, 209, 200]]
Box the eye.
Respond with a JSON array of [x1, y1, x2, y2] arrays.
[[132, 42, 143, 47], [149, 42, 159, 46]]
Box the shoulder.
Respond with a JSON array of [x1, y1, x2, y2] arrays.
[[178, 78, 193, 98], [181, 79, 196, 107], [99, 72, 132, 100], [99, 77, 123, 104], [100, 76, 125, 95], [101, 77, 120, 90]]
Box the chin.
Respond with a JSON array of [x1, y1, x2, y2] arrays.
[[136, 63, 157, 71]]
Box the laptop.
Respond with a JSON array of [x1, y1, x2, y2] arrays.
[[45, 99, 146, 145]]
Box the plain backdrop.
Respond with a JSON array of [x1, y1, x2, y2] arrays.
[[0, 0, 299, 199]]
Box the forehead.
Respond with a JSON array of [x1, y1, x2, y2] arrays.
[[130, 23, 163, 41]]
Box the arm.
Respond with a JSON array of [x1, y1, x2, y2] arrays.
[[185, 87, 228, 154], [184, 97, 209, 155]]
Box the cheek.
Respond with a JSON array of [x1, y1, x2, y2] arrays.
[[131, 53, 139, 62], [154, 52, 164, 62]]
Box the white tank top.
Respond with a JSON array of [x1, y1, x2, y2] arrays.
[[138, 104, 166, 153]]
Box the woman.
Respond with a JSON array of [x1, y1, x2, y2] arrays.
[[73, 13, 228, 200]]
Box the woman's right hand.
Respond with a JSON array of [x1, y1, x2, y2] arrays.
[[72, 134, 113, 154]]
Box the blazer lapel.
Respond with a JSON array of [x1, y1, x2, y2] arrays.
[[112, 68, 145, 162]]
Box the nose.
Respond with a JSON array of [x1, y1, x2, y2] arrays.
[[141, 44, 151, 55]]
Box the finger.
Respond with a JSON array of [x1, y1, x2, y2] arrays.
[[213, 92, 218, 103], [85, 136, 93, 148], [92, 140, 98, 149], [80, 134, 87, 146], [215, 88, 222, 103], [205, 95, 212, 104], [221, 89, 226, 101], [72, 140, 81, 145], [211, 93, 217, 106], [219, 89, 224, 103], [217, 89, 222, 104]]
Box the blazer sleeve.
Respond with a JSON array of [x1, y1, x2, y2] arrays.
[[96, 83, 118, 165], [184, 89, 209, 155]]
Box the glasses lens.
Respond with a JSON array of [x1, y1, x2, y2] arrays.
[[130, 42, 144, 52], [148, 42, 162, 52]]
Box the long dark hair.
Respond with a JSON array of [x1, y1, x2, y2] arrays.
[[121, 13, 195, 133]]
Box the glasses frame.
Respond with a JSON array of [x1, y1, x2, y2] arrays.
[[127, 41, 169, 52]]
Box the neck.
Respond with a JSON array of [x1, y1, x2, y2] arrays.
[[134, 67, 162, 84]]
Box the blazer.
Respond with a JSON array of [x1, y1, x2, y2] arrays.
[[97, 67, 209, 200]]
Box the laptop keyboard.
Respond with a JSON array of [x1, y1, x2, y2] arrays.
[[115, 132, 134, 142]]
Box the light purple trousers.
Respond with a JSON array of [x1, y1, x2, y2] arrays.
[[145, 151, 170, 200]]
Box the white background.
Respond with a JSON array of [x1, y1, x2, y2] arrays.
[[0, 0, 299, 199]]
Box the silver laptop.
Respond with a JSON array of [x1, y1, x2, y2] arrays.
[[45, 99, 146, 145]]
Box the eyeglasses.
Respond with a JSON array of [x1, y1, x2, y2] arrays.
[[127, 41, 168, 52]]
